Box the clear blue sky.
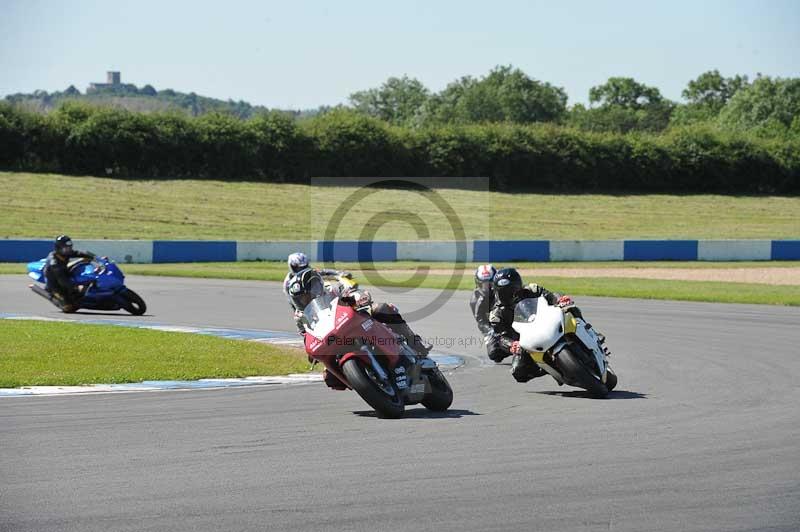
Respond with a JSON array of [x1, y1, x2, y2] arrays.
[[2, 0, 798, 109]]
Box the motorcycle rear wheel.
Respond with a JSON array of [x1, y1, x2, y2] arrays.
[[121, 289, 147, 315], [342, 358, 404, 419], [558, 345, 608, 398], [421, 369, 453, 411]]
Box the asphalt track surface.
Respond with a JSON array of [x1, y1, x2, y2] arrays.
[[1, 275, 799, 532]]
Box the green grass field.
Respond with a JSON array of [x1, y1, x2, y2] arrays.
[[3, 171, 800, 240], [3, 171, 798, 306], [4, 261, 797, 306], [0, 320, 310, 388]]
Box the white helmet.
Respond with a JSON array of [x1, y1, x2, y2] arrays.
[[475, 264, 497, 291], [288, 252, 309, 273]]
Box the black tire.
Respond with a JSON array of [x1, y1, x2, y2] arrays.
[[342, 358, 404, 419], [605, 368, 618, 392], [121, 289, 147, 315], [421, 369, 453, 411], [557, 345, 608, 398]]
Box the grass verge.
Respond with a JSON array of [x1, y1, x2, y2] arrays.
[[3, 260, 798, 277], [3, 261, 798, 306], [0, 320, 310, 388], [376, 275, 800, 306], [3, 171, 800, 240]]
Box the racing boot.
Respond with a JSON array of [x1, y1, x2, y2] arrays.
[[411, 334, 433, 356], [323, 369, 347, 390], [585, 322, 605, 344], [485, 333, 511, 363], [510, 352, 546, 383], [392, 322, 432, 357]]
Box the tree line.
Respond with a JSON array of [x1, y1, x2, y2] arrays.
[[5, 66, 799, 140], [4, 84, 274, 119], [1, 98, 797, 193], [348, 66, 800, 140]]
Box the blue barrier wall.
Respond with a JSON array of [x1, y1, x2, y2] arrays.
[[2, 239, 798, 262], [473, 240, 550, 262], [624, 240, 698, 261], [317, 241, 397, 262], [152, 241, 237, 263], [772, 240, 800, 260], [0, 240, 53, 262]]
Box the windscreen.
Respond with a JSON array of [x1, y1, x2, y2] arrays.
[[302, 292, 336, 332], [513, 297, 539, 323]]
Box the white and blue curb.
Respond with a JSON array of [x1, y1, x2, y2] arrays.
[[0, 314, 463, 396]]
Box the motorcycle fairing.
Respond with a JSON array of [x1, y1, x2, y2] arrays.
[[27, 257, 130, 311]]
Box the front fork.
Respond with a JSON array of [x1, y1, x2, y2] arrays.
[[360, 345, 419, 392]]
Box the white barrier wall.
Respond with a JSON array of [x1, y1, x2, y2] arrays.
[[73, 240, 154, 263], [396, 241, 472, 262], [549, 240, 625, 261], [236, 241, 317, 262], [697, 240, 772, 261]]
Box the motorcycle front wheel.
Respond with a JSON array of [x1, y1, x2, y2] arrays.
[[605, 368, 618, 392], [421, 368, 453, 411], [121, 289, 147, 315], [342, 358, 405, 419]]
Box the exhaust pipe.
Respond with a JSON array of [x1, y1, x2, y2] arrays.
[[29, 284, 55, 301], [29, 284, 66, 309]]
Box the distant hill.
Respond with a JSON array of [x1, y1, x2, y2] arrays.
[[3, 83, 298, 119]]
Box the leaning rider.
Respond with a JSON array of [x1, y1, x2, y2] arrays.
[[471, 264, 511, 363], [288, 268, 432, 389], [488, 267, 581, 383], [43, 235, 96, 312], [283, 252, 351, 312], [283, 252, 355, 332]]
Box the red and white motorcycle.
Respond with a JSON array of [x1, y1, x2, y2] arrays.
[[302, 292, 453, 418]]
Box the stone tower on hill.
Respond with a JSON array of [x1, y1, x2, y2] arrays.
[[88, 71, 122, 91]]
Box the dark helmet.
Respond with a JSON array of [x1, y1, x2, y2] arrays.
[[474, 263, 497, 291], [287, 268, 325, 310], [54, 235, 74, 255], [493, 267, 523, 305]]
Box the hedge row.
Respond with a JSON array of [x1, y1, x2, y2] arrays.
[[1, 103, 797, 193]]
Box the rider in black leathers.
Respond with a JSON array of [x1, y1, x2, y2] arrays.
[[470, 264, 496, 336], [488, 267, 576, 383], [43, 235, 95, 311], [470, 264, 511, 363]]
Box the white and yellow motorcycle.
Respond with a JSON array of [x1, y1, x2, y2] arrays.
[[512, 296, 617, 397]]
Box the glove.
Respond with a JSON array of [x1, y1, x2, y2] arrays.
[[355, 290, 372, 308], [510, 340, 523, 355], [340, 271, 353, 279], [293, 310, 304, 320], [557, 295, 574, 307]]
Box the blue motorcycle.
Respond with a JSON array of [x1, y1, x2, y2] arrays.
[[27, 257, 147, 315]]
